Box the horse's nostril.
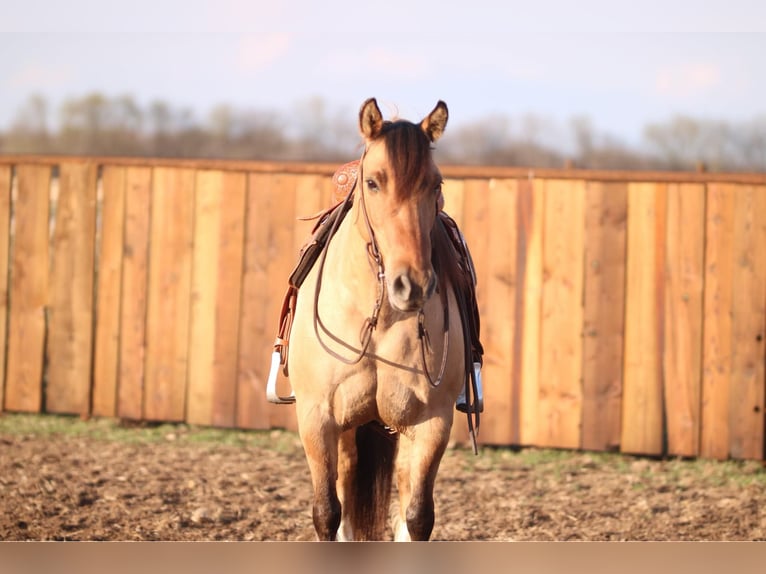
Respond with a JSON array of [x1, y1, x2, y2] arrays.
[[392, 272, 424, 307], [393, 274, 413, 301]]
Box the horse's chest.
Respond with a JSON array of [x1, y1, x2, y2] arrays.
[[332, 331, 427, 428], [324, 305, 458, 430], [375, 376, 427, 428], [375, 333, 431, 425]]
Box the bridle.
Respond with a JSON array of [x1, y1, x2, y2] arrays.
[[312, 146, 450, 388]]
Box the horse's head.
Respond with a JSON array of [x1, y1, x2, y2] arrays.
[[357, 98, 448, 313]]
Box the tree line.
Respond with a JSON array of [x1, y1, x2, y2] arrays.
[[1, 92, 765, 172]]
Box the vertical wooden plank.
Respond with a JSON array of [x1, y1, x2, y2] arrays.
[[663, 183, 705, 457], [622, 182, 667, 456], [517, 178, 543, 446], [237, 173, 288, 430], [186, 171, 217, 426], [728, 184, 766, 459], [5, 165, 51, 412], [538, 179, 586, 449], [143, 167, 195, 422], [0, 166, 11, 412], [117, 167, 152, 420], [458, 179, 491, 442], [235, 173, 262, 430], [479, 179, 517, 444], [92, 166, 126, 417], [187, 170, 246, 427], [701, 183, 735, 459], [210, 171, 247, 428], [581, 181, 627, 452], [47, 162, 98, 415]]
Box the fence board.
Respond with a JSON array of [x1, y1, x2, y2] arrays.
[[480, 179, 517, 444], [186, 173, 217, 425], [117, 167, 152, 419], [211, 172, 247, 426], [187, 170, 246, 427], [0, 167, 10, 412], [47, 162, 98, 414], [237, 174, 277, 429], [728, 184, 766, 459], [459, 179, 491, 442], [5, 165, 51, 412], [663, 183, 705, 457], [581, 181, 627, 451], [538, 179, 585, 449], [92, 166, 126, 416], [701, 183, 735, 459], [144, 167, 195, 421], [622, 182, 667, 455], [517, 178, 543, 446]]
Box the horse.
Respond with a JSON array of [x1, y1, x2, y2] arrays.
[[287, 98, 468, 541]]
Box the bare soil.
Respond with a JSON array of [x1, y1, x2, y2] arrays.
[[1, 415, 765, 541]]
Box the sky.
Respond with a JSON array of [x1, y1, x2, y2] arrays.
[[2, 0, 766, 145]]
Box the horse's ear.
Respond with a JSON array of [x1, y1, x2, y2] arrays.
[[421, 100, 448, 142], [359, 98, 384, 140]]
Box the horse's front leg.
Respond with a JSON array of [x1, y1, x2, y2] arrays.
[[335, 429, 358, 541], [395, 415, 453, 541], [394, 434, 414, 541], [296, 405, 341, 541]]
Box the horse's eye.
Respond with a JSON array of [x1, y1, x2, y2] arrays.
[[366, 179, 380, 193]]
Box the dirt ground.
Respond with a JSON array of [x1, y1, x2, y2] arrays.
[[1, 414, 765, 541]]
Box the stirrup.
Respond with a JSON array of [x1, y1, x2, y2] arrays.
[[266, 351, 295, 404], [456, 361, 483, 413]]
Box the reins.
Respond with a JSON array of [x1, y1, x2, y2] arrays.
[[311, 148, 450, 388]]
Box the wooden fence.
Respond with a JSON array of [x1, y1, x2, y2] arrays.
[[0, 156, 764, 461]]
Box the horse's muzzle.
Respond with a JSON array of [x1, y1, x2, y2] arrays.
[[389, 268, 437, 312]]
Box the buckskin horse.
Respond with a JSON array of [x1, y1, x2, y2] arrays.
[[283, 98, 475, 541]]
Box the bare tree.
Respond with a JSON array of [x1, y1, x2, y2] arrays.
[[56, 92, 143, 155], [4, 93, 52, 153]]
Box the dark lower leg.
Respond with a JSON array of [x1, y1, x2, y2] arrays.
[[312, 488, 341, 541], [405, 489, 435, 541]]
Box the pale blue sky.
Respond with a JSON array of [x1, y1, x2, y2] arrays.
[[2, 0, 766, 144]]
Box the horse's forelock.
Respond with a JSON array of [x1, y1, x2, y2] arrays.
[[377, 120, 433, 201]]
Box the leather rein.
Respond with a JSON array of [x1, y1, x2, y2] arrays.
[[312, 149, 450, 388]]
